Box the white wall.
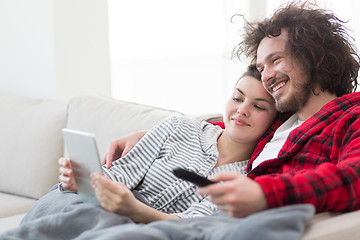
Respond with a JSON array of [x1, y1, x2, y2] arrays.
[[54, 0, 111, 102], [0, 0, 111, 102], [0, 0, 56, 99]]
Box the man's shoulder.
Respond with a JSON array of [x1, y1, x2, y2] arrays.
[[337, 92, 360, 108]]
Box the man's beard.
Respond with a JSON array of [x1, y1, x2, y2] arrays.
[[274, 79, 312, 113]]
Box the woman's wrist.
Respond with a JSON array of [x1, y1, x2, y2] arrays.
[[127, 200, 179, 223]]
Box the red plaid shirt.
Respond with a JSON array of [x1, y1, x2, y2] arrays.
[[212, 92, 360, 213], [247, 92, 360, 213]]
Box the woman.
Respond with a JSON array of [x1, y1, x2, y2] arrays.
[[58, 65, 277, 223]]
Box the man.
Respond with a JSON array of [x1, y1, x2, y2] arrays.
[[197, 1, 360, 217], [104, 2, 360, 218]]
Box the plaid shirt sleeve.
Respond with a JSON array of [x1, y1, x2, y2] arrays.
[[248, 93, 360, 213]]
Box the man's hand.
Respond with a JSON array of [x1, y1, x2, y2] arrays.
[[197, 172, 268, 217], [58, 157, 78, 192], [101, 130, 147, 169]]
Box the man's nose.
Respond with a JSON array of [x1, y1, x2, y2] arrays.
[[261, 66, 276, 85]]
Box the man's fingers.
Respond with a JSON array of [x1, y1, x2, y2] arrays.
[[198, 182, 226, 196], [209, 172, 241, 182], [102, 146, 114, 166], [120, 145, 132, 158], [101, 154, 106, 165], [197, 172, 242, 195]]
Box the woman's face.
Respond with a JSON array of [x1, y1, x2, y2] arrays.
[[224, 75, 277, 144]]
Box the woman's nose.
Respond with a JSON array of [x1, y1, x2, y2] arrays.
[[237, 103, 250, 117]]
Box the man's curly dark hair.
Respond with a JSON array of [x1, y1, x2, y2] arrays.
[[234, 1, 360, 96]]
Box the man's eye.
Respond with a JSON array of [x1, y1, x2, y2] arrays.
[[272, 57, 280, 63], [233, 98, 243, 102]]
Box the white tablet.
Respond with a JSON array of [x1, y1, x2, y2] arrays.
[[62, 128, 104, 204]]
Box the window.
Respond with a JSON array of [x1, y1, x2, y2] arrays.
[[108, 0, 359, 115], [108, 0, 250, 115]]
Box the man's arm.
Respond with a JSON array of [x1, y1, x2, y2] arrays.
[[101, 120, 228, 169], [253, 116, 360, 213], [101, 130, 147, 168]]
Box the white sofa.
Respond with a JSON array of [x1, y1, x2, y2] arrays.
[[1, 91, 360, 239]]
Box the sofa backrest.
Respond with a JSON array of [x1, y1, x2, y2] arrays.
[[0, 91, 67, 200], [66, 95, 223, 158], [0, 92, 223, 201], [66, 95, 186, 157]]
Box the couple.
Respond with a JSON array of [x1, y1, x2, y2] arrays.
[[2, 1, 360, 239], [58, 64, 277, 221], [100, 1, 360, 218], [1, 58, 285, 240]]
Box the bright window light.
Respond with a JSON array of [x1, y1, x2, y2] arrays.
[[108, 0, 359, 116], [108, 0, 250, 115]]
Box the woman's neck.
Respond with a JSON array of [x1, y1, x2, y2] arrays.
[[215, 132, 256, 167]]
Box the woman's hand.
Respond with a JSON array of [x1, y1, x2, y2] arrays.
[[101, 130, 147, 169], [91, 173, 140, 217], [197, 172, 268, 218], [58, 157, 78, 192], [91, 173, 180, 223]]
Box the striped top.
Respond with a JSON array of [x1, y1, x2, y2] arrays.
[[103, 116, 248, 218]]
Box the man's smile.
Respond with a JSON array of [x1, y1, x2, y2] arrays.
[[271, 81, 286, 92]]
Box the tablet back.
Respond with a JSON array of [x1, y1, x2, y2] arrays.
[[62, 128, 103, 204]]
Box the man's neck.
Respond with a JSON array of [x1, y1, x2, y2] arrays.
[[297, 90, 337, 121]]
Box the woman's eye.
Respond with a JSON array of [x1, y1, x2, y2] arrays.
[[254, 105, 266, 111]]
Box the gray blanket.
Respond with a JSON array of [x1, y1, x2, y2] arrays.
[[0, 186, 314, 240]]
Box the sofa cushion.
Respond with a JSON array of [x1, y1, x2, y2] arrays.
[[66, 95, 186, 157], [301, 210, 360, 240], [0, 193, 36, 218], [0, 91, 67, 199], [0, 213, 26, 234]]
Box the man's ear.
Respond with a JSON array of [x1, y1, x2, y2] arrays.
[[316, 56, 324, 68], [316, 48, 324, 68]]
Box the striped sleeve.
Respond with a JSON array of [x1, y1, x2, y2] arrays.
[[102, 116, 177, 189]]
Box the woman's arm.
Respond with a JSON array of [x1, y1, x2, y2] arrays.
[[90, 173, 180, 223]]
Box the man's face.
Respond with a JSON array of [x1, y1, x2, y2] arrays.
[[256, 29, 311, 113]]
